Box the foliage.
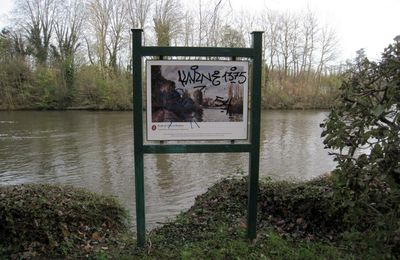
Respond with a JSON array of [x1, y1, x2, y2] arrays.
[[75, 65, 132, 110], [220, 25, 245, 48], [0, 29, 33, 109], [2, 178, 399, 258], [1, 0, 345, 111], [139, 177, 398, 259], [258, 177, 341, 239], [153, 0, 182, 46], [51, 53, 78, 107], [321, 38, 400, 254], [0, 184, 128, 258], [123, 177, 348, 259], [32, 66, 62, 109], [262, 69, 341, 109], [322, 39, 400, 194], [0, 57, 33, 110]]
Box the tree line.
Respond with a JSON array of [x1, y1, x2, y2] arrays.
[[0, 0, 343, 110]]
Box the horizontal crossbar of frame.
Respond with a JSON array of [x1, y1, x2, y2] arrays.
[[143, 144, 253, 154], [139, 46, 255, 58]]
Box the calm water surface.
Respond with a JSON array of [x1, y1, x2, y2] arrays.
[[0, 110, 335, 230]]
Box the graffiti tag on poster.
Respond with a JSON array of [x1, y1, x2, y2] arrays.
[[146, 60, 249, 141]]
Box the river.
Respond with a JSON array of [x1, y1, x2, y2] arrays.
[[0, 110, 335, 230]]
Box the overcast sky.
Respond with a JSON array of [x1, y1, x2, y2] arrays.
[[229, 0, 400, 61], [1, 0, 399, 61], [0, 0, 12, 30]]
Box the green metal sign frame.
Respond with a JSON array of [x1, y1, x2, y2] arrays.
[[132, 29, 263, 247]]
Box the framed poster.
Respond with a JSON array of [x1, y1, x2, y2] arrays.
[[146, 60, 249, 141]]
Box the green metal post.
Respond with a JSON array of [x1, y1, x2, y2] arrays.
[[247, 31, 263, 240], [132, 29, 146, 247]]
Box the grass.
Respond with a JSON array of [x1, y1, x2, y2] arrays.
[[1, 177, 399, 259], [124, 177, 349, 259]]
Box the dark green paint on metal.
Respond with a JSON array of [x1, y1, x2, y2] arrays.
[[132, 29, 145, 247], [143, 144, 252, 154], [132, 29, 263, 247], [140, 46, 254, 57], [247, 31, 263, 240]]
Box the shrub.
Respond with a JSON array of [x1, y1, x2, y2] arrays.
[[0, 184, 128, 257], [322, 38, 400, 193], [321, 38, 400, 255]]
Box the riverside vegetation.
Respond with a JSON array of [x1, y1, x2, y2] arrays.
[[1, 0, 343, 111], [1, 19, 399, 260], [1, 176, 399, 259], [0, 62, 340, 111]]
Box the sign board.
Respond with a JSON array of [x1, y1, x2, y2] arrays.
[[132, 29, 263, 247], [146, 60, 249, 141]]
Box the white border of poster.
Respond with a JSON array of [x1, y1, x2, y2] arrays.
[[146, 60, 249, 141]]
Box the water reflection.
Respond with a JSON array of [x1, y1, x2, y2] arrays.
[[0, 110, 335, 230]]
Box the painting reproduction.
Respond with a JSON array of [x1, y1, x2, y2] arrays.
[[146, 60, 249, 141]]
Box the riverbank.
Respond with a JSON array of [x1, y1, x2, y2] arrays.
[[0, 86, 338, 111], [0, 105, 334, 111], [1, 176, 398, 259]]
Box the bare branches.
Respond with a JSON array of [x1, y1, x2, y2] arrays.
[[260, 7, 338, 79], [7, 0, 341, 78], [127, 0, 152, 44], [86, 0, 127, 71], [53, 0, 83, 61], [86, 0, 111, 69], [14, 0, 58, 65], [316, 26, 338, 78], [153, 0, 182, 46]]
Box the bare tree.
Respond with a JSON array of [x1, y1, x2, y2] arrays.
[[316, 26, 338, 78], [15, 0, 58, 65], [219, 25, 245, 47], [86, 0, 126, 71], [51, 0, 84, 102], [289, 18, 300, 77], [260, 8, 339, 80], [52, 0, 83, 63], [301, 9, 318, 77], [107, 0, 127, 70], [87, 0, 111, 69], [127, 0, 152, 44], [276, 12, 296, 78], [197, 0, 203, 46], [0, 29, 28, 60], [261, 9, 279, 71], [192, 0, 228, 47], [234, 9, 256, 47], [206, 0, 223, 47], [153, 0, 182, 46], [183, 10, 195, 46]]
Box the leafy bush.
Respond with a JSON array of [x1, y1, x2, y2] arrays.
[[0, 31, 33, 109], [32, 66, 62, 109], [258, 177, 341, 239], [321, 38, 400, 255], [142, 177, 339, 258], [0, 57, 33, 109], [0, 184, 128, 258], [322, 38, 400, 193], [75, 65, 132, 110], [262, 70, 340, 109]]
